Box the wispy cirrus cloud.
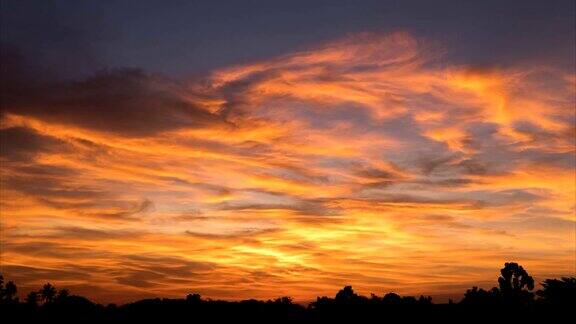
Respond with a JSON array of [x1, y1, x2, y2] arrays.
[[1, 32, 574, 303]]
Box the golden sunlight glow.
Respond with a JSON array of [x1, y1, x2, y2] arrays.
[[1, 32, 574, 303]]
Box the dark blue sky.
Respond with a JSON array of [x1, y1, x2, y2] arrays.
[[1, 0, 574, 78]]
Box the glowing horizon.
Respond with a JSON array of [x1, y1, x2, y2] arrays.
[[1, 31, 574, 304]]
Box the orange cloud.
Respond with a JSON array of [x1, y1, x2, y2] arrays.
[[1, 32, 574, 304]]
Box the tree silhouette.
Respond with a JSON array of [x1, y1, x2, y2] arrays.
[[185, 293, 201, 304], [40, 283, 57, 304], [0, 265, 573, 323], [497, 262, 534, 304], [381, 292, 403, 305], [461, 286, 501, 305], [334, 285, 364, 304], [418, 295, 433, 304], [0, 275, 18, 304], [271, 296, 293, 305], [536, 277, 576, 305], [498, 262, 535, 292], [25, 291, 39, 306], [55, 289, 70, 303]]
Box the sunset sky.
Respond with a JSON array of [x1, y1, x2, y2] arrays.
[[1, 0, 575, 304]]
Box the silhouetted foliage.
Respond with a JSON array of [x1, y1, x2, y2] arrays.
[[185, 293, 201, 304], [381, 292, 403, 304], [40, 283, 57, 304], [334, 285, 365, 304], [537, 277, 576, 305], [56, 289, 70, 302], [0, 278, 18, 304], [461, 286, 501, 305], [0, 263, 574, 323], [498, 262, 535, 304], [25, 291, 39, 306]]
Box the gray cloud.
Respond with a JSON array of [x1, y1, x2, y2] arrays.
[[0, 127, 66, 161], [115, 254, 217, 288], [2, 264, 91, 282], [185, 227, 279, 240], [2, 67, 227, 137], [216, 199, 339, 217]]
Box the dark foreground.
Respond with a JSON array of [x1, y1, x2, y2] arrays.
[[2, 298, 574, 323], [1, 263, 574, 323]]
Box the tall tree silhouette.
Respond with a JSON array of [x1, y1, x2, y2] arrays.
[[497, 262, 534, 304], [0, 275, 18, 303], [40, 283, 57, 304], [498, 262, 534, 292]]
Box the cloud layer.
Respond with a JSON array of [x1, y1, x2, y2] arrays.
[[1, 32, 574, 303]]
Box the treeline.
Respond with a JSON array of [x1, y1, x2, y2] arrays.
[[0, 263, 574, 323]]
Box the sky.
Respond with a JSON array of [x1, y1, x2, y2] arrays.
[[0, 0, 575, 303]]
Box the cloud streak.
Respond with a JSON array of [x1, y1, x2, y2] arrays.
[[1, 32, 574, 303]]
